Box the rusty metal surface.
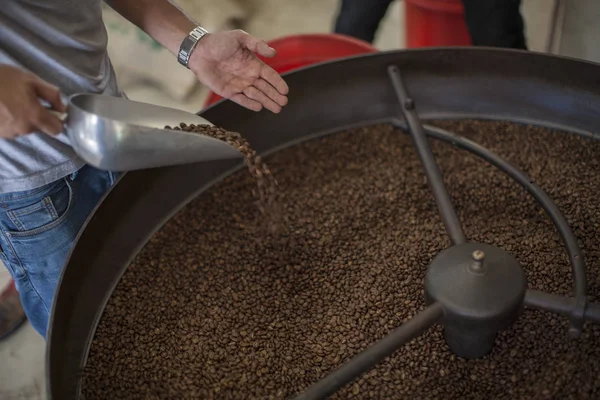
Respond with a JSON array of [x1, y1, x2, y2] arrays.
[[46, 48, 600, 399]]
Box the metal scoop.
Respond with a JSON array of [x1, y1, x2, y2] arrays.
[[53, 93, 242, 171]]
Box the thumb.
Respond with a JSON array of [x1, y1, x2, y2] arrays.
[[236, 31, 276, 58]]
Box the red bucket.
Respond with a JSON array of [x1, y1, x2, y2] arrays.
[[405, 0, 472, 48], [203, 33, 378, 108]]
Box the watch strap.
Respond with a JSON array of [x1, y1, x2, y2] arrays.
[[178, 26, 209, 68]]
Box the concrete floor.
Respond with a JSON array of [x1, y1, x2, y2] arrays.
[[0, 0, 594, 399]]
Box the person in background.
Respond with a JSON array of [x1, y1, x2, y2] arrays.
[[0, 0, 289, 340], [334, 0, 527, 50]]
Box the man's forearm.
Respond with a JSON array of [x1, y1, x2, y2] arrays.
[[104, 0, 197, 56]]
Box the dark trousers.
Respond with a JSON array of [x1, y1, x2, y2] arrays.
[[334, 0, 527, 50]]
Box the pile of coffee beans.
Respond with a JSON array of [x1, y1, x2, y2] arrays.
[[82, 121, 600, 399]]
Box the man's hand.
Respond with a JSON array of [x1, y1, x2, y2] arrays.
[[104, 1, 289, 113], [0, 66, 66, 139], [189, 30, 289, 114]]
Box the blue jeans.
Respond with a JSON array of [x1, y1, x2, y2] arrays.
[[0, 165, 117, 337]]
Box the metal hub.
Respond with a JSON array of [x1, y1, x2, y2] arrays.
[[425, 243, 527, 358]]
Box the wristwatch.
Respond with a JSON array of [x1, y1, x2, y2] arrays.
[[177, 26, 210, 68]]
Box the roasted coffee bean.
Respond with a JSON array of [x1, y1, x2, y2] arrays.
[[83, 121, 600, 400]]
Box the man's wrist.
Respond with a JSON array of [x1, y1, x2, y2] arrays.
[[177, 26, 210, 68]]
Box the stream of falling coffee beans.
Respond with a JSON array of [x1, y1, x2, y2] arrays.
[[83, 121, 600, 400], [167, 123, 287, 238]]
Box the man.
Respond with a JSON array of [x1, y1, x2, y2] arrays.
[[0, 0, 289, 339], [334, 0, 527, 50]]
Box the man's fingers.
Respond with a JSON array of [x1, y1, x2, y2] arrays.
[[260, 65, 289, 95], [236, 31, 276, 58], [253, 78, 288, 107], [32, 79, 66, 112], [32, 106, 64, 136], [255, 40, 276, 58], [229, 93, 263, 112], [243, 86, 282, 114]]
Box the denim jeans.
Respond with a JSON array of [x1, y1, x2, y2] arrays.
[[0, 165, 118, 337], [334, 0, 526, 50]]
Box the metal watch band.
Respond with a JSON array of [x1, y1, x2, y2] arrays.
[[177, 26, 210, 68]]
